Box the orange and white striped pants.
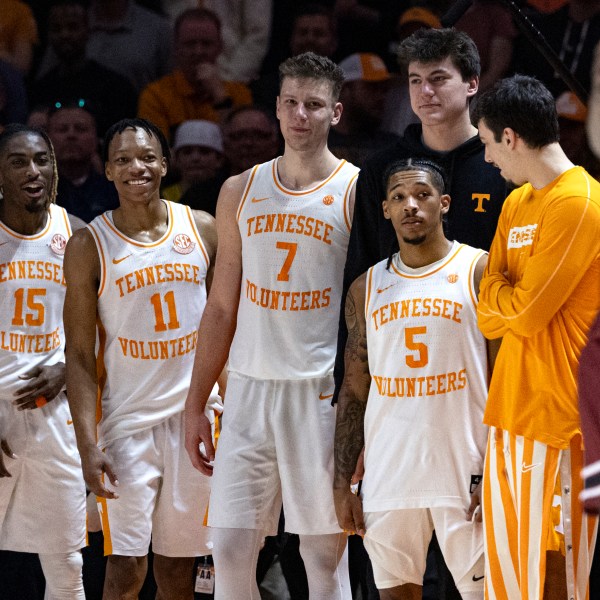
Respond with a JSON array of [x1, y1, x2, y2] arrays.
[[482, 428, 598, 600]]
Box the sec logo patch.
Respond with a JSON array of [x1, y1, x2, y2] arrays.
[[50, 233, 67, 255], [173, 233, 195, 254]]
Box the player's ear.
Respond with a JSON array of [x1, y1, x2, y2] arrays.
[[382, 199, 390, 219], [105, 162, 113, 182], [160, 156, 167, 177], [440, 194, 451, 214], [503, 128, 518, 149], [331, 102, 342, 126], [467, 76, 479, 98]]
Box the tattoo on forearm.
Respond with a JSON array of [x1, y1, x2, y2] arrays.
[[335, 396, 366, 486], [335, 286, 370, 486]]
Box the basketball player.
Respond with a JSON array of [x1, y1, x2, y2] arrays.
[[0, 124, 87, 598], [63, 118, 217, 599], [334, 158, 492, 600], [473, 75, 600, 600], [184, 52, 357, 599]]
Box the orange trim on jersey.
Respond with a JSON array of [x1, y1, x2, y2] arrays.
[[184, 205, 210, 269], [96, 318, 107, 425], [203, 412, 220, 527], [0, 210, 53, 240], [236, 164, 259, 222], [365, 267, 374, 322], [467, 250, 486, 310], [343, 173, 358, 232], [100, 201, 175, 248], [97, 493, 113, 556], [271, 158, 347, 196], [57, 205, 72, 237], [87, 223, 107, 298], [390, 244, 465, 279]]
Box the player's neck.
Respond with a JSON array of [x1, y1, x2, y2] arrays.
[[421, 115, 478, 152], [527, 144, 575, 190], [0, 203, 49, 236], [398, 236, 453, 270], [277, 148, 341, 191], [112, 196, 168, 242]]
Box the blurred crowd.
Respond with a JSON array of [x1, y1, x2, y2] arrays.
[[1, 0, 599, 224]]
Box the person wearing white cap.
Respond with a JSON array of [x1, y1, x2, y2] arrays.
[[330, 52, 400, 167], [163, 119, 225, 203]]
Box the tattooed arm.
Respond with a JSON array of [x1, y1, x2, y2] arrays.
[[333, 273, 371, 535]]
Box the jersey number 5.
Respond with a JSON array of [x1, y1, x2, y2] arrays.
[[405, 326, 428, 368]]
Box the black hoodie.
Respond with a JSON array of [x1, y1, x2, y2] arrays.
[[333, 122, 509, 398]]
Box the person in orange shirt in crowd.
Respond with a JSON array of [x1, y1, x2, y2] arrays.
[[473, 74, 600, 600], [138, 8, 252, 143], [0, 0, 38, 74]]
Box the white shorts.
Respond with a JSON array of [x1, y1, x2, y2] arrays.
[[0, 393, 86, 553], [208, 372, 341, 536], [97, 410, 211, 557], [364, 507, 484, 594]]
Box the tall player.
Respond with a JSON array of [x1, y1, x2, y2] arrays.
[[334, 159, 492, 600], [0, 124, 87, 598], [184, 52, 357, 599], [473, 75, 600, 600], [63, 118, 217, 599]]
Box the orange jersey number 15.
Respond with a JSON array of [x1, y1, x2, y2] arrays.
[[12, 288, 46, 326]]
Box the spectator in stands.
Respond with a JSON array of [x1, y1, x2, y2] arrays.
[[47, 103, 119, 222], [30, 0, 138, 137], [179, 105, 280, 216], [513, 0, 600, 97], [0, 60, 28, 130], [329, 52, 399, 167], [86, 0, 172, 91], [203, 0, 273, 84], [0, 0, 38, 74], [455, 0, 518, 91], [252, 3, 339, 114], [138, 8, 252, 142], [222, 104, 280, 175], [162, 119, 226, 203]]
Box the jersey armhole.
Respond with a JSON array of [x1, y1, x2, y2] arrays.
[[343, 173, 359, 233], [183, 204, 210, 269], [236, 164, 260, 222], [86, 223, 106, 298], [468, 249, 487, 310], [365, 266, 374, 322]]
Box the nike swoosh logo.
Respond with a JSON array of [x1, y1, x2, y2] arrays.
[[112, 253, 132, 265], [376, 283, 397, 294], [319, 392, 334, 400], [472, 575, 484, 582], [521, 461, 541, 473], [251, 197, 270, 203], [67, 419, 73, 425]]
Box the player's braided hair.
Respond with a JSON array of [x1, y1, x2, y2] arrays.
[[0, 124, 59, 204], [382, 158, 448, 270]]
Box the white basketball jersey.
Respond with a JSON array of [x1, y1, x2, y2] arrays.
[[361, 243, 489, 512], [0, 204, 71, 401], [228, 157, 359, 379], [88, 201, 209, 446]]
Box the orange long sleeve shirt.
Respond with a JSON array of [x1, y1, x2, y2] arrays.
[[479, 166, 600, 448]]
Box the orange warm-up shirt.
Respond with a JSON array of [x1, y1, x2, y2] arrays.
[[478, 166, 600, 449]]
